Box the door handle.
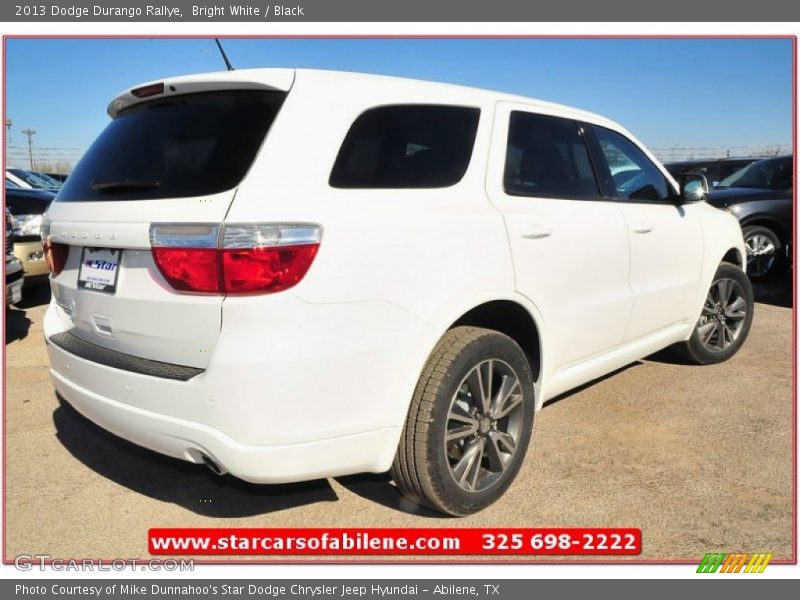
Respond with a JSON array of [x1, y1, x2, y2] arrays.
[[521, 223, 553, 239], [631, 222, 653, 234]]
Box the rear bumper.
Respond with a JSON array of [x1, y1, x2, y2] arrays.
[[43, 293, 433, 483], [50, 361, 397, 483]]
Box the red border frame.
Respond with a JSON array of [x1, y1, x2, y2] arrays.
[[2, 33, 796, 567]]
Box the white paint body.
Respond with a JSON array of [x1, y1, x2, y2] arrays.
[[43, 69, 746, 483]]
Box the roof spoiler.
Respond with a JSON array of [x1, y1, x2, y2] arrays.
[[107, 68, 295, 117]]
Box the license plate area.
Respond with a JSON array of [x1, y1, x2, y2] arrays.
[[78, 247, 122, 294]]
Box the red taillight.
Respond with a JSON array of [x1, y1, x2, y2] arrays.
[[149, 224, 321, 295], [222, 244, 320, 294], [41, 227, 68, 276], [151, 247, 221, 293]]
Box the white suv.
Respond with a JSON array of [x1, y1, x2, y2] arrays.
[[42, 69, 752, 515]]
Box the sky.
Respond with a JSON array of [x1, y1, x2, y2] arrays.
[[3, 37, 794, 159]]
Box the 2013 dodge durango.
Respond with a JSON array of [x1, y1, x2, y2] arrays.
[[42, 69, 752, 515]]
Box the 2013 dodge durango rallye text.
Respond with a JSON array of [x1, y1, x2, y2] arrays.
[[42, 68, 752, 515]]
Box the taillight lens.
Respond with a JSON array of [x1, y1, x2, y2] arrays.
[[149, 223, 321, 295], [222, 245, 320, 293], [40, 225, 69, 276], [151, 247, 221, 293]]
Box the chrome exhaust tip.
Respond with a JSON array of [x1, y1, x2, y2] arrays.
[[200, 453, 224, 476]]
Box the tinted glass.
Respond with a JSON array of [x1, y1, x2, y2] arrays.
[[717, 157, 793, 190], [593, 126, 670, 202], [504, 112, 599, 199], [719, 161, 754, 180], [330, 105, 480, 188], [57, 90, 286, 202]]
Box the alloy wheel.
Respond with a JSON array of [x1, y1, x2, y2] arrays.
[[444, 359, 525, 492], [745, 233, 776, 278], [696, 277, 749, 352]]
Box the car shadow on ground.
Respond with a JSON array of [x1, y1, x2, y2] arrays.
[[335, 473, 448, 519], [5, 307, 32, 344], [6, 285, 50, 344], [52, 396, 338, 517], [16, 283, 51, 309]]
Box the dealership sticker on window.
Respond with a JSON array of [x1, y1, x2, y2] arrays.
[[78, 248, 121, 294]]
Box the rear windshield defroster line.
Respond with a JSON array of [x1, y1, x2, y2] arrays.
[[57, 89, 286, 202]]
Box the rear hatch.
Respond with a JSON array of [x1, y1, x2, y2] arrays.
[[44, 73, 291, 369]]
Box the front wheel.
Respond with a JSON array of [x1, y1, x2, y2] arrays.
[[391, 327, 535, 516], [672, 262, 754, 365], [743, 225, 782, 279]]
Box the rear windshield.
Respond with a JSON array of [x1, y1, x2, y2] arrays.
[[57, 90, 286, 202], [329, 105, 480, 189]]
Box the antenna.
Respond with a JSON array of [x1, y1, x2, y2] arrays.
[[214, 38, 235, 71]]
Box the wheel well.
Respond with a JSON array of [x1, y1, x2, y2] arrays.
[[742, 218, 786, 244], [451, 300, 541, 382], [722, 248, 743, 268]]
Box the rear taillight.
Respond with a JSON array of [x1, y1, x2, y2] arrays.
[[40, 225, 68, 276], [149, 223, 321, 295]]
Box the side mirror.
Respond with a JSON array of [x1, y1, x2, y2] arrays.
[[678, 172, 709, 204]]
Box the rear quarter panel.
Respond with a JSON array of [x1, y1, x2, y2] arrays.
[[224, 71, 519, 440]]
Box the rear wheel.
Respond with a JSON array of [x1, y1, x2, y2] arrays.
[[391, 326, 534, 516], [672, 262, 753, 365], [743, 225, 782, 279]]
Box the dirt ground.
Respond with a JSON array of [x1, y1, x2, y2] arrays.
[[3, 279, 794, 563]]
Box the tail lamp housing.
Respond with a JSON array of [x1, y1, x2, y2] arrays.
[[149, 223, 321, 295], [40, 225, 69, 276]]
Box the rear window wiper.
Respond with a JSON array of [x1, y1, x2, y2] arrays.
[[90, 179, 161, 194]]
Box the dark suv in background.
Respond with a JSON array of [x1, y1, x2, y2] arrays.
[[665, 158, 757, 189], [707, 155, 793, 279]]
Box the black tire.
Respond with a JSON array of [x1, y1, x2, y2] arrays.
[[743, 225, 783, 280], [391, 326, 535, 516], [672, 262, 753, 365]]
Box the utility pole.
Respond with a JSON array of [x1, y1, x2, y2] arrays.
[[21, 128, 36, 170], [4, 118, 11, 144]]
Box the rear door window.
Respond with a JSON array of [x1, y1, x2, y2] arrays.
[[329, 105, 480, 188], [504, 111, 600, 199], [57, 90, 286, 202]]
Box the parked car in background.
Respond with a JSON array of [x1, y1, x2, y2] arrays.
[[44, 172, 69, 184], [42, 69, 752, 515], [5, 209, 24, 305], [6, 170, 33, 189], [665, 158, 758, 189], [6, 168, 62, 192], [5, 187, 55, 286], [707, 155, 793, 279]]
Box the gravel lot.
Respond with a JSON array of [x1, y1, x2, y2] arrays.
[[3, 280, 793, 562]]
